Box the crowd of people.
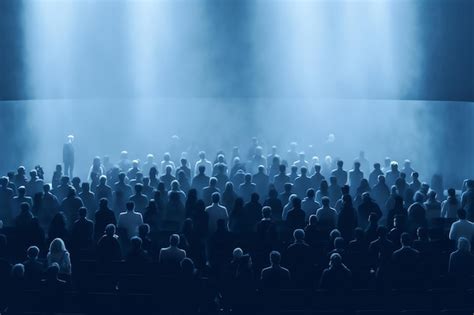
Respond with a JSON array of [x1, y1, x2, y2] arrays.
[[0, 137, 473, 314]]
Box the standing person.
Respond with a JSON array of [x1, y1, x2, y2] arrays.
[[63, 135, 75, 178]]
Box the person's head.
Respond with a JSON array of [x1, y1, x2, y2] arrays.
[[163, 152, 170, 162], [300, 166, 308, 176], [337, 160, 344, 169], [20, 202, 30, 213], [99, 175, 107, 185], [244, 173, 252, 183], [233, 247, 243, 260], [354, 227, 365, 241], [390, 161, 398, 171], [416, 226, 428, 240], [55, 164, 62, 172], [306, 188, 315, 199], [78, 207, 87, 218], [373, 163, 381, 170], [262, 206, 272, 219], [251, 192, 260, 203], [27, 246, 40, 260], [11, 263, 25, 279], [378, 175, 386, 184], [149, 166, 158, 177], [292, 196, 301, 209], [309, 214, 318, 226], [258, 165, 265, 174], [211, 192, 220, 204], [0, 176, 8, 187], [233, 157, 241, 166], [209, 177, 217, 187], [342, 194, 352, 206], [92, 156, 101, 168], [130, 236, 142, 251], [198, 151, 206, 160], [180, 158, 187, 167], [255, 146, 263, 156], [400, 232, 412, 247], [457, 208, 467, 220], [138, 224, 150, 237], [29, 169, 38, 179], [321, 196, 330, 207], [391, 185, 398, 195], [17, 186, 26, 197], [180, 257, 195, 275], [146, 154, 154, 163], [165, 165, 172, 175], [105, 224, 116, 237], [49, 238, 67, 254], [447, 188, 456, 198], [290, 165, 298, 174], [414, 191, 425, 203], [457, 237, 471, 252], [198, 165, 205, 175], [269, 250, 281, 266], [334, 237, 345, 249], [314, 164, 321, 173], [17, 166, 26, 176], [217, 154, 225, 163], [279, 164, 286, 174], [320, 179, 329, 191], [268, 188, 278, 199], [284, 183, 293, 193], [428, 190, 437, 201], [134, 183, 143, 194], [126, 201, 135, 212], [293, 229, 305, 242], [272, 156, 280, 166], [362, 192, 371, 203], [329, 176, 337, 185], [354, 161, 361, 170], [412, 172, 419, 181], [118, 172, 126, 182], [329, 253, 342, 267], [341, 185, 350, 196], [466, 179, 474, 190], [67, 187, 76, 198], [170, 180, 179, 191]]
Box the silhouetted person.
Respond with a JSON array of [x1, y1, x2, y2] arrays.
[[129, 183, 148, 214], [47, 238, 71, 275], [289, 165, 298, 183], [385, 161, 400, 188], [40, 263, 67, 313], [286, 197, 306, 231], [294, 166, 312, 199], [368, 163, 383, 188], [118, 201, 143, 238], [407, 191, 427, 232], [409, 171, 421, 193], [448, 237, 473, 285], [12, 186, 32, 219], [263, 188, 283, 221], [61, 187, 83, 229], [462, 179, 474, 221], [319, 253, 352, 292], [328, 176, 341, 207], [191, 165, 210, 199], [372, 175, 390, 216], [261, 251, 290, 290], [449, 209, 474, 242], [349, 161, 364, 196], [202, 177, 220, 206], [125, 236, 151, 267], [48, 212, 69, 244], [316, 197, 338, 232], [331, 160, 348, 187], [273, 164, 290, 194], [441, 188, 459, 218], [391, 233, 420, 288], [386, 195, 407, 230], [22, 246, 44, 287], [205, 192, 229, 235], [253, 165, 270, 199], [208, 219, 234, 272], [63, 135, 75, 178], [280, 182, 293, 205], [26, 169, 44, 197], [310, 164, 325, 192], [159, 234, 186, 273], [160, 165, 176, 190], [357, 192, 382, 229], [283, 229, 313, 286], [337, 194, 358, 241], [334, 184, 350, 213], [71, 207, 94, 255], [95, 230, 121, 273], [114, 172, 133, 200], [51, 164, 62, 190], [256, 206, 278, 251], [301, 188, 320, 222], [194, 151, 213, 177]]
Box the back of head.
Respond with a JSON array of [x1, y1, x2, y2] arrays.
[[306, 188, 315, 198], [78, 207, 87, 218], [262, 206, 272, 219], [458, 237, 471, 252], [27, 245, 40, 259], [330, 253, 342, 267], [126, 201, 135, 212], [251, 192, 260, 203], [300, 166, 307, 175], [377, 226, 388, 238], [169, 234, 180, 246], [210, 177, 217, 186], [292, 197, 302, 209], [284, 183, 293, 192], [269, 250, 281, 265], [457, 208, 467, 220], [293, 229, 305, 242], [337, 160, 344, 168], [212, 192, 220, 204], [105, 224, 116, 236], [309, 214, 318, 225], [321, 196, 330, 207], [130, 236, 142, 250], [400, 232, 412, 247], [448, 188, 456, 198], [233, 247, 243, 260]]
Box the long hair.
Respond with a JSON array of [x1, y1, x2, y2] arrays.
[[49, 238, 67, 255]]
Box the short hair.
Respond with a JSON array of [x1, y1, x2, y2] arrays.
[[198, 165, 205, 173], [126, 201, 135, 211], [139, 223, 150, 235], [269, 251, 281, 265], [292, 197, 301, 208], [11, 263, 25, 278], [79, 207, 87, 217], [309, 214, 318, 225], [334, 237, 345, 249], [458, 237, 471, 252], [211, 192, 220, 203], [262, 206, 272, 218], [105, 224, 116, 236], [169, 234, 180, 246], [306, 188, 315, 198], [293, 229, 305, 241], [233, 247, 243, 259], [209, 177, 217, 185], [284, 183, 293, 191], [447, 188, 456, 197], [376, 226, 388, 238], [330, 253, 342, 266], [337, 160, 344, 167], [400, 232, 411, 246], [130, 236, 142, 249], [321, 196, 330, 206], [20, 202, 30, 212], [300, 166, 307, 174], [27, 246, 40, 259]]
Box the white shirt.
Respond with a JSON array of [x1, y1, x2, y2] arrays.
[[118, 210, 143, 237], [301, 197, 320, 221], [205, 203, 229, 234], [449, 219, 474, 241]]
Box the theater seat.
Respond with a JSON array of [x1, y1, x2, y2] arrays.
[[440, 309, 474, 315]]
